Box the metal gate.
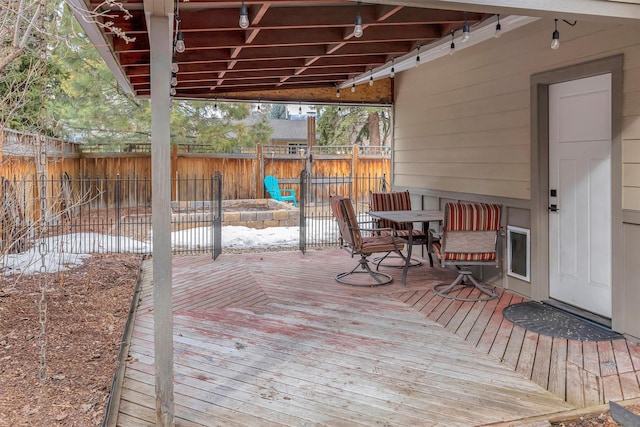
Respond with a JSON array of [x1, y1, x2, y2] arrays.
[[298, 170, 388, 253]]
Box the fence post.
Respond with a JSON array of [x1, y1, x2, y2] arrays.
[[299, 169, 306, 254], [256, 143, 263, 199], [351, 145, 359, 202], [213, 171, 222, 260], [171, 144, 178, 201], [116, 174, 121, 253]]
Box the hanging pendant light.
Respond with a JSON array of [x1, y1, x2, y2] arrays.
[[449, 31, 456, 56], [461, 12, 470, 43], [239, 0, 249, 29], [551, 19, 560, 50], [175, 32, 185, 53], [353, 2, 363, 38], [494, 15, 502, 39]]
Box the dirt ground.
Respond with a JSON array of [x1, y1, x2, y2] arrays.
[[0, 253, 140, 427]]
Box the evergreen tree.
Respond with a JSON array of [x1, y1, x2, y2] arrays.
[[315, 106, 391, 147]]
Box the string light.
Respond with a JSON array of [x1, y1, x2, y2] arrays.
[[461, 12, 470, 43], [336, 86, 341, 98], [175, 32, 185, 53], [171, 57, 179, 73], [551, 19, 560, 50], [239, 0, 249, 29], [170, 87, 176, 96], [449, 31, 456, 56], [369, 69, 373, 86], [353, 2, 363, 38], [351, 79, 356, 92], [390, 58, 395, 79], [494, 15, 502, 38], [171, 72, 178, 87], [415, 46, 421, 67]]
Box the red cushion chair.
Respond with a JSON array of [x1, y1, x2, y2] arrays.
[[431, 202, 501, 301], [330, 196, 404, 286]]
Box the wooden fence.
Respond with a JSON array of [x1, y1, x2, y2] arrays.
[[1, 129, 390, 202]]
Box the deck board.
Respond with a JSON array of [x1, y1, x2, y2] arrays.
[[113, 250, 640, 426]]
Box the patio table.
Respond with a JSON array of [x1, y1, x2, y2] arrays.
[[368, 210, 444, 284]]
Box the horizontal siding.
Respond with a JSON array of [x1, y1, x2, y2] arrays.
[[394, 19, 640, 207]]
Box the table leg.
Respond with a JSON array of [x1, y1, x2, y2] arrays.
[[402, 224, 413, 284]]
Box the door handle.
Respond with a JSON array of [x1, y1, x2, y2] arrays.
[[548, 204, 559, 212]]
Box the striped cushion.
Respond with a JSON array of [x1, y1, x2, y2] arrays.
[[370, 191, 413, 231], [330, 196, 352, 246], [441, 203, 501, 261], [361, 235, 401, 254], [331, 195, 403, 253]]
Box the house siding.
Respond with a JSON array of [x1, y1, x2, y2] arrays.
[[393, 18, 640, 340], [394, 19, 640, 205]]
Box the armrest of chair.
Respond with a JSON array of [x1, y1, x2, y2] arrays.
[[281, 189, 295, 196], [428, 229, 441, 248], [355, 221, 386, 237]]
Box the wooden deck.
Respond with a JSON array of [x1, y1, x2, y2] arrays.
[[112, 249, 640, 426]]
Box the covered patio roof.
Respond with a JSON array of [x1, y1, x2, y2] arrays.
[[68, 0, 640, 104]]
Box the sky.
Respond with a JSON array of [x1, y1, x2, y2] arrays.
[[1, 220, 338, 276]]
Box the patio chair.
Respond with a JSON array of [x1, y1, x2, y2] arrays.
[[369, 191, 434, 267], [264, 175, 298, 207], [330, 195, 404, 286], [430, 202, 501, 301]]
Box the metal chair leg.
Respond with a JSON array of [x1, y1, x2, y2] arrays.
[[432, 269, 498, 301], [336, 255, 393, 286]]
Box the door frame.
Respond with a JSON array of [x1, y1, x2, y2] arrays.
[[530, 55, 623, 329]]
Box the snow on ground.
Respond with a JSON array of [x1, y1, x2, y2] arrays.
[[1, 218, 339, 276]]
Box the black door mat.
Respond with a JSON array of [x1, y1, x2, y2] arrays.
[[502, 301, 623, 341]]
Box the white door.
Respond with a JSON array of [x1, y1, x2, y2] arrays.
[[548, 74, 612, 318]]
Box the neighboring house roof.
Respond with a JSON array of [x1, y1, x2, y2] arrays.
[[240, 117, 313, 142], [270, 119, 308, 142]]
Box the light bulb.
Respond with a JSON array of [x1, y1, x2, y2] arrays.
[[369, 78, 373, 86], [171, 58, 179, 73], [449, 41, 455, 56], [175, 32, 185, 53], [390, 67, 395, 78], [239, 3, 249, 29], [551, 30, 560, 50], [171, 73, 178, 87], [170, 87, 176, 96], [336, 88, 340, 98], [353, 15, 363, 38], [495, 16, 502, 38], [351, 83, 356, 93], [461, 23, 470, 43], [298, 106, 302, 115]]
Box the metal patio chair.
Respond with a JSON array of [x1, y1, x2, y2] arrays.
[[330, 195, 404, 286], [430, 202, 501, 301]]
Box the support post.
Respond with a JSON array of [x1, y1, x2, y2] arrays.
[[149, 14, 174, 427]]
